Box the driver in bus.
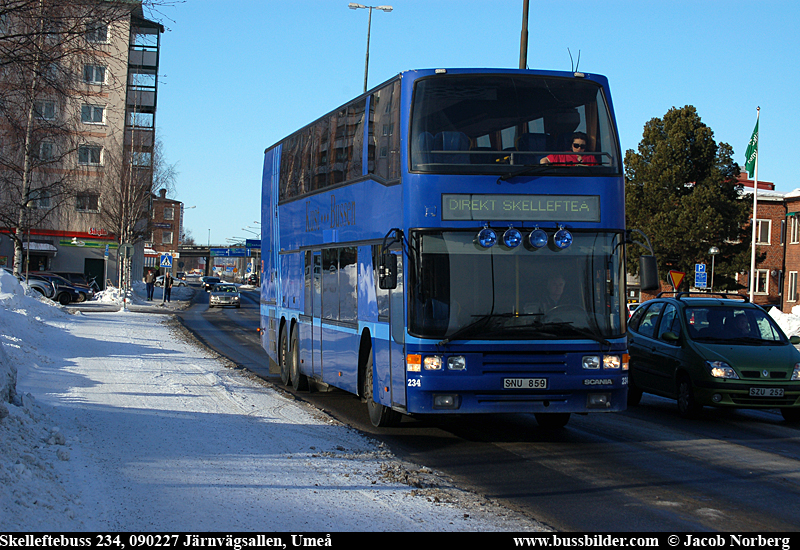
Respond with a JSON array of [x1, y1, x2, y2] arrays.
[[539, 132, 598, 166]]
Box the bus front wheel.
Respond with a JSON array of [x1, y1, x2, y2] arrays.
[[364, 349, 401, 428]]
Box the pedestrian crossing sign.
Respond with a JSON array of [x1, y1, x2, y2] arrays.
[[160, 253, 173, 268]]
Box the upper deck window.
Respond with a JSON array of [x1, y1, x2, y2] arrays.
[[410, 75, 620, 175]]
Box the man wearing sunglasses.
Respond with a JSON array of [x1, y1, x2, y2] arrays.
[[540, 131, 598, 166]]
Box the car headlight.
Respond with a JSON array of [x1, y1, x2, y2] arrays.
[[706, 361, 739, 379], [792, 363, 800, 381]]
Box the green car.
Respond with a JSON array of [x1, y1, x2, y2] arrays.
[[627, 293, 800, 421]]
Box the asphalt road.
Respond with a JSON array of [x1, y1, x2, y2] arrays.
[[175, 283, 800, 532]]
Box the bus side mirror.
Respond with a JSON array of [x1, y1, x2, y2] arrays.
[[379, 253, 397, 290], [639, 255, 659, 291]]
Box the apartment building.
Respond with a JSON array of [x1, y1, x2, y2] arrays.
[[0, 1, 162, 288]]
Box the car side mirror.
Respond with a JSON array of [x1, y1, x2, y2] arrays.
[[379, 252, 397, 290], [790, 335, 800, 345]]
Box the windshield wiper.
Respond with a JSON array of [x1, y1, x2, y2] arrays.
[[497, 164, 550, 182], [437, 313, 538, 345], [535, 321, 611, 346]]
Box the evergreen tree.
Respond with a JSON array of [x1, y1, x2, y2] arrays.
[[625, 106, 752, 290]]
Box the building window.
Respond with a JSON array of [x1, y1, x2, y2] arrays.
[[789, 272, 798, 302], [163, 207, 174, 220], [81, 104, 105, 124], [78, 145, 102, 165], [34, 141, 54, 160], [755, 269, 769, 295], [131, 151, 151, 166], [85, 23, 108, 43], [30, 188, 50, 209], [791, 216, 800, 244], [755, 219, 771, 245], [83, 64, 106, 84], [76, 193, 99, 212], [34, 100, 56, 120], [162, 231, 173, 245]]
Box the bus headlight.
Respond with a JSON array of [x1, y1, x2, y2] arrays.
[[528, 228, 548, 249], [424, 356, 442, 370], [503, 227, 522, 248], [447, 356, 466, 370], [553, 226, 573, 249], [476, 226, 497, 248], [603, 355, 621, 370], [582, 356, 601, 369]]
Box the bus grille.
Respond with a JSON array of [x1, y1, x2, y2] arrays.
[[480, 352, 568, 376]]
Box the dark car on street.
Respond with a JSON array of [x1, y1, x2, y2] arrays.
[[627, 292, 800, 422], [201, 276, 221, 291], [28, 272, 82, 305], [54, 272, 96, 300]]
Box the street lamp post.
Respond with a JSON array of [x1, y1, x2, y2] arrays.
[[709, 246, 720, 292], [348, 3, 393, 92]]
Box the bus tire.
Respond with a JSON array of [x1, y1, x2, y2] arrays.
[[278, 326, 291, 386], [290, 327, 308, 391], [364, 349, 401, 428], [534, 412, 570, 430], [627, 377, 643, 406]]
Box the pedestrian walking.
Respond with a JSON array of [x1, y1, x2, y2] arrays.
[[145, 269, 156, 301], [163, 272, 173, 303]]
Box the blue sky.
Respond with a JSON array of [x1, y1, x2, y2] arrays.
[[151, 0, 799, 246]]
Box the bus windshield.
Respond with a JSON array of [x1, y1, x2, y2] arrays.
[[408, 231, 626, 341], [410, 74, 619, 175]]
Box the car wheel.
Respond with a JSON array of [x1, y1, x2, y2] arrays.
[[76, 292, 86, 303], [364, 348, 401, 427], [676, 374, 702, 418], [279, 327, 291, 386], [627, 377, 643, 406], [534, 413, 571, 430], [781, 408, 800, 423], [290, 328, 308, 391], [57, 292, 71, 306]]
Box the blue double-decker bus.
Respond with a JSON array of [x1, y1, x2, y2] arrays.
[[260, 68, 634, 428]]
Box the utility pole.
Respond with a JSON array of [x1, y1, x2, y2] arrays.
[[519, 0, 529, 70]]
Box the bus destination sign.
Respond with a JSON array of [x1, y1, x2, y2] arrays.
[[441, 194, 601, 222]]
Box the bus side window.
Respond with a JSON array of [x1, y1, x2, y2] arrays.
[[374, 246, 389, 321]]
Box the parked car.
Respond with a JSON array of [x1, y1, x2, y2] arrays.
[[27, 272, 82, 305], [155, 275, 186, 287], [208, 283, 241, 308], [176, 272, 186, 280], [53, 272, 97, 300], [627, 302, 640, 318], [2, 267, 55, 299], [627, 292, 800, 422], [201, 276, 221, 291]]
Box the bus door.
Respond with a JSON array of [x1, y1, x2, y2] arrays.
[[311, 251, 322, 379], [388, 250, 406, 409]]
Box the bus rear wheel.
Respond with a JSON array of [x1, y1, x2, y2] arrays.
[[364, 349, 401, 428], [278, 327, 291, 386], [290, 328, 308, 391]]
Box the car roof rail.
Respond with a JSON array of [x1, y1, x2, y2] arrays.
[[655, 291, 749, 302]]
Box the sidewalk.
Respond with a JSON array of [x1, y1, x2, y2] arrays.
[[69, 280, 196, 313]]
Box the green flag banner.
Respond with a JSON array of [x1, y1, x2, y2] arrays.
[[745, 118, 758, 178]]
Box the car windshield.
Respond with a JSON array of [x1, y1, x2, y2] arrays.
[[216, 285, 237, 293], [685, 306, 788, 345], [410, 74, 620, 175]]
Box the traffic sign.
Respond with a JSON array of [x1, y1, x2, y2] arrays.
[[160, 253, 173, 268], [695, 264, 707, 289], [119, 243, 134, 259], [669, 270, 685, 290]]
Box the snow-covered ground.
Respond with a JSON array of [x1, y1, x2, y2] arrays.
[[0, 272, 549, 532]]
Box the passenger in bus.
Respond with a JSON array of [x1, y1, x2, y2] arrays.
[[539, 132, 598, 166]]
